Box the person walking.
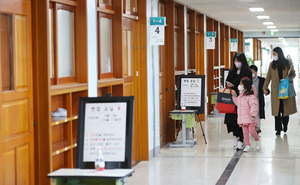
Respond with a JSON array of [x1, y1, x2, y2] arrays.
[[250, 65, 270, 134], [225, 52, 252, 150], [263, 47, 297, 135], [232, 77, 261, 152]]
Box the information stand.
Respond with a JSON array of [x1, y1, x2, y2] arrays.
[[76, 96, 135, 170], [176, 75, 207, 144]]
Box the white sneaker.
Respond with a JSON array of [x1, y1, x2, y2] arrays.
[[256, 139, 261, 150], [243, 145, 251, 152], [233, 137, 238, 149], [236, 141, 244, 150], [51, 108, 67, 117]]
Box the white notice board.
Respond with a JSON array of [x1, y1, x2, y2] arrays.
[[83, 102, 127, 162], [180, 78, 202, 107]]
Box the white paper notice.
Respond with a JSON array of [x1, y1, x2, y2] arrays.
[[180, 78, 202, 107], [224, 70, 229, 88], [83, 103, 127, 162], [150, 26, 165, 45], [206, 37, 215, 49]]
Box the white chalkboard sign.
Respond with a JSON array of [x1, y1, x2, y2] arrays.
[[76, 96, 134, 170], [177, 75, 206, 114], [83, 103, 127, 162]]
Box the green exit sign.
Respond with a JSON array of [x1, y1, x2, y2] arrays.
[[270, 31, 275, 35]]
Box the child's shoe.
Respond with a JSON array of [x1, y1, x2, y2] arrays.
[[256, 139, 261, 150], [236, 141, 244, 150], [243, 145, 251, 152]]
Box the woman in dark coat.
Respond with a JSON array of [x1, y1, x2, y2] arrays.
[[263, 47, 297, 135], [225, 52, 252, 150]]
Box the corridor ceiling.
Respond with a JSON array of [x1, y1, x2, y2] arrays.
[[177, 0, 300, 32]]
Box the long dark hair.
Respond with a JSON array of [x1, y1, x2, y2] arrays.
[[231, 52, 251, 78], [272, 47, 290, 70], [241, 78, 254, 96]]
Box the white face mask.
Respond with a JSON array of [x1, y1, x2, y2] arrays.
[[273, 55, 278, 61], [238, 85, 244, 91], [252, 73, 256, 78]]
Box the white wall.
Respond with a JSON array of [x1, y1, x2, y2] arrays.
[[245, 38, 253, 60], [87, 0, 98, 97], [147, 0, 160, 157]]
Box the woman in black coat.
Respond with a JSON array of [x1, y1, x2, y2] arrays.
[[225, 52, 252, 150]]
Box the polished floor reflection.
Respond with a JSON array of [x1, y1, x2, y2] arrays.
[[127, 94, 300, 185]]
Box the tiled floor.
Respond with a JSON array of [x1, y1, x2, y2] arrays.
[[127, 94, 300, 185]]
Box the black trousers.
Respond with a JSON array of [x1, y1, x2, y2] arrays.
[[275, 99, 289, 132]]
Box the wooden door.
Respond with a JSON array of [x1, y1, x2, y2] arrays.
[[123, 18, 139, 165], [0, 0, 34, 184]]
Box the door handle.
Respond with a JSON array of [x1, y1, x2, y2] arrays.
[[166, 88, 168, 91]]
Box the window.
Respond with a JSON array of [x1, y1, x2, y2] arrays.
[[123, 0, 137, 14], [123, 19, 134, 81], [0, 13, 14, 91], [49, 3, 76, 85], [98, 0, 112, 9], [188, 33, 190, 69], [98, 13, 113, 79], [174, 31, 178, 70]]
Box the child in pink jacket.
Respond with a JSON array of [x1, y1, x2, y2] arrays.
[[232, 77, 261, 152]]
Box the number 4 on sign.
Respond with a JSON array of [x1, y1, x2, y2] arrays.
[[155, 27, 160, 34]]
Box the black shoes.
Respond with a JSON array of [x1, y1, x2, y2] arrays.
[[283, 125, 288, 132], [276, 131, 281, 135]]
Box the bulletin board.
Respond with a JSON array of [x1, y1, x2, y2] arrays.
[[176, 75, 206, 114], [76, 96, 134, 169]]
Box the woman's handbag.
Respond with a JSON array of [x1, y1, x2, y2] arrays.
[[216, 86, 236, 114], [278, 77, 289, 99], [278, 66, 296, 99], [289, 81, 296, 97]]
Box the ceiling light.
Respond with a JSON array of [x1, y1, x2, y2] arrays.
[[257, 16, 270, 19], [249, 7, 264, 12], [263, 22, 274, 25], [267, 26, 276, 29], [271, 29, 278, 32]]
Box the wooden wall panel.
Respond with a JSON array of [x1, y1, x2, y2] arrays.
[[189, 11, 196, 69], [136, 0, 148, 160], [76, 0, 88, 83], [238, 31, 243, 52], [214, 21, 219, 67], [230, 27, 236, 65], [220, 23, 225, 66], [206, 18, 214, 114], [225, 25, 229, 69], [31, 0, 52, 183], [253, 38, 258, 61], [113, 0, 124, 78], [165, 1, 175, 142]]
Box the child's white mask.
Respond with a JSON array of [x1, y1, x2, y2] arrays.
[[238, 85, 244, 91]]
